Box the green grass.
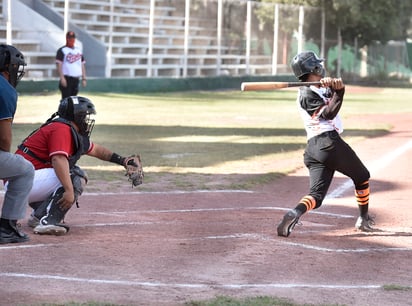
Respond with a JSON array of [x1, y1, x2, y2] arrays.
[[185, 295, 349, 306], [29, 304, 125, 306], [186, 295, 304, 306], [26, 296, 343, 306], [382, 284, 412, 291], [13, 86, 411, 192]]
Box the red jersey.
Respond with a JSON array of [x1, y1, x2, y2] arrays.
[[16, 121, 93, 170]]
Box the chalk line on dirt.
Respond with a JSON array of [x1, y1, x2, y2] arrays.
[[0, 190, 253, 196], [0, 272, 386, 290], [279, 241, 412, 253], [83, 189, 254, 196], [86, 206, 354, 219], [176, 233, 412, 253], [0, 243, 59, 250]]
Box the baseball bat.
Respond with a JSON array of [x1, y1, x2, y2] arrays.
[[241, 81, 321, 91]]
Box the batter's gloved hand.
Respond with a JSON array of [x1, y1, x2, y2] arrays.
[[124, 154, 144, 187]]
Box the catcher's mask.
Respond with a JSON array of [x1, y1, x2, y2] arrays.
[[291, 51, 325, 81], [0, 44, 26, 88], [58, 96, 96, 136]]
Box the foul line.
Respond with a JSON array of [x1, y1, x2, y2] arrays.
[[326, 138, 412, 199], [0, 243, 60, 250], [0, 189, 253, 196], [0, 272, 384, 290], [280, 241, 412, 253], [83, 189, 254, 196], [87, 206, 354, 219]]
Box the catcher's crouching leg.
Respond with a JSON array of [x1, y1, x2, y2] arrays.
[[33, 166, 88, 236], [71, 165, 88, 198], [33, 187, 70, 236]]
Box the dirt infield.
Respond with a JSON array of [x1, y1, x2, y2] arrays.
[[1, 113, 412, 306]]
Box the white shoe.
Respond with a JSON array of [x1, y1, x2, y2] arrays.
[[33, 224, 67, 236]]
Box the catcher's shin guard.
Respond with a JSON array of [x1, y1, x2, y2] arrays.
[[29, 201, 43, 210], [33, 194, 55, 220], [71, 165, 88, 203], [36, 187, 70, 232]]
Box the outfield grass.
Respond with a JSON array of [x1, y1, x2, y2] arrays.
[[13, 86, 412, 192], [26, 295, 348, 306]]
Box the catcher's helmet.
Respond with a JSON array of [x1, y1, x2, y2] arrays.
[[0, 44, 26, 87], [58, 96, 96, 136], [291, 51, 325, 80]]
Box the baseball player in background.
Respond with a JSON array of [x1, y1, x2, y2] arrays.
[[56, 31, 87, 99], [277, 51, 375, 237], [0, 45, 35, 244]]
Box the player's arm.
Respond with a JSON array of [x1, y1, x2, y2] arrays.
[[0, 118, 12, 152], [56, 49, 66, 87], [87, 143, 126, 166], [51, 154, 75, 209], [87, 143, 143, 187], [320, 77, 345, 120], [81, 59, 87, 87], [56, 61, 67, 88]]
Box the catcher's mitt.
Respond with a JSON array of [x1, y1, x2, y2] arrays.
[[124, 154, 144, 187]]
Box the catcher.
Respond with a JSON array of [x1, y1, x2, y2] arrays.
[[15, 96, 143, 236]]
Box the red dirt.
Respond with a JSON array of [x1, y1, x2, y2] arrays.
[[1, 112, 411, 306]]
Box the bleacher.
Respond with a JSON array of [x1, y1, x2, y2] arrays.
[[0, 0, 275, 79]]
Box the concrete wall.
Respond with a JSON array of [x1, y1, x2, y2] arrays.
[[17, 75, 295, 94]]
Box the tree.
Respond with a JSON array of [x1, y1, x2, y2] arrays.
[[323, 0, 412, 46], [256, 0, 412, 47]]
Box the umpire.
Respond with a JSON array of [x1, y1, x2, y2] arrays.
[[277, 51, 375, 237]]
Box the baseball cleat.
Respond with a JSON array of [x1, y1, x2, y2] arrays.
[[277, 209, 301, 237], [355, 215, 376, 232], [27, 214, 40, 228], [33, 224, 67, 236]]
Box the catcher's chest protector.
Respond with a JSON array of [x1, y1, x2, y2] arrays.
[[51, 118, 90, 168]]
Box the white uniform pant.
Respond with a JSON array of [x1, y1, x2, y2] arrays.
[[28, 168, 62, 204]]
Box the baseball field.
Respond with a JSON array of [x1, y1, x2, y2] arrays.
[[1, 85, 412, 305]]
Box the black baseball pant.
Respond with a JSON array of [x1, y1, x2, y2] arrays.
[[59, 75, 80, 99], [303, 130, 370, 208]]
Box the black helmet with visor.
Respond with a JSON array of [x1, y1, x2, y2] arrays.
[[291, 51, 325, 81]]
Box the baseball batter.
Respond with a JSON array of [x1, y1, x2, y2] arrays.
[[277, 51, 374, 237]]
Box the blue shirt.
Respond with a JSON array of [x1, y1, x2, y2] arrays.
[[0, 76, 17, 121]]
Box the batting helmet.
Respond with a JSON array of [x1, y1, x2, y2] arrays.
[[58, 96, 96, 136], [291, 51, 325, 80], [0, 44, 26, 87]]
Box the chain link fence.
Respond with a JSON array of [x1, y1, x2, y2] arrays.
[[193, 0, 411, 80], [3, 0, 411, 80]]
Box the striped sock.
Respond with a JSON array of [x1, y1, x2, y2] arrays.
[[295, 195, 317, 215], [355, 181, 370, 217]]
